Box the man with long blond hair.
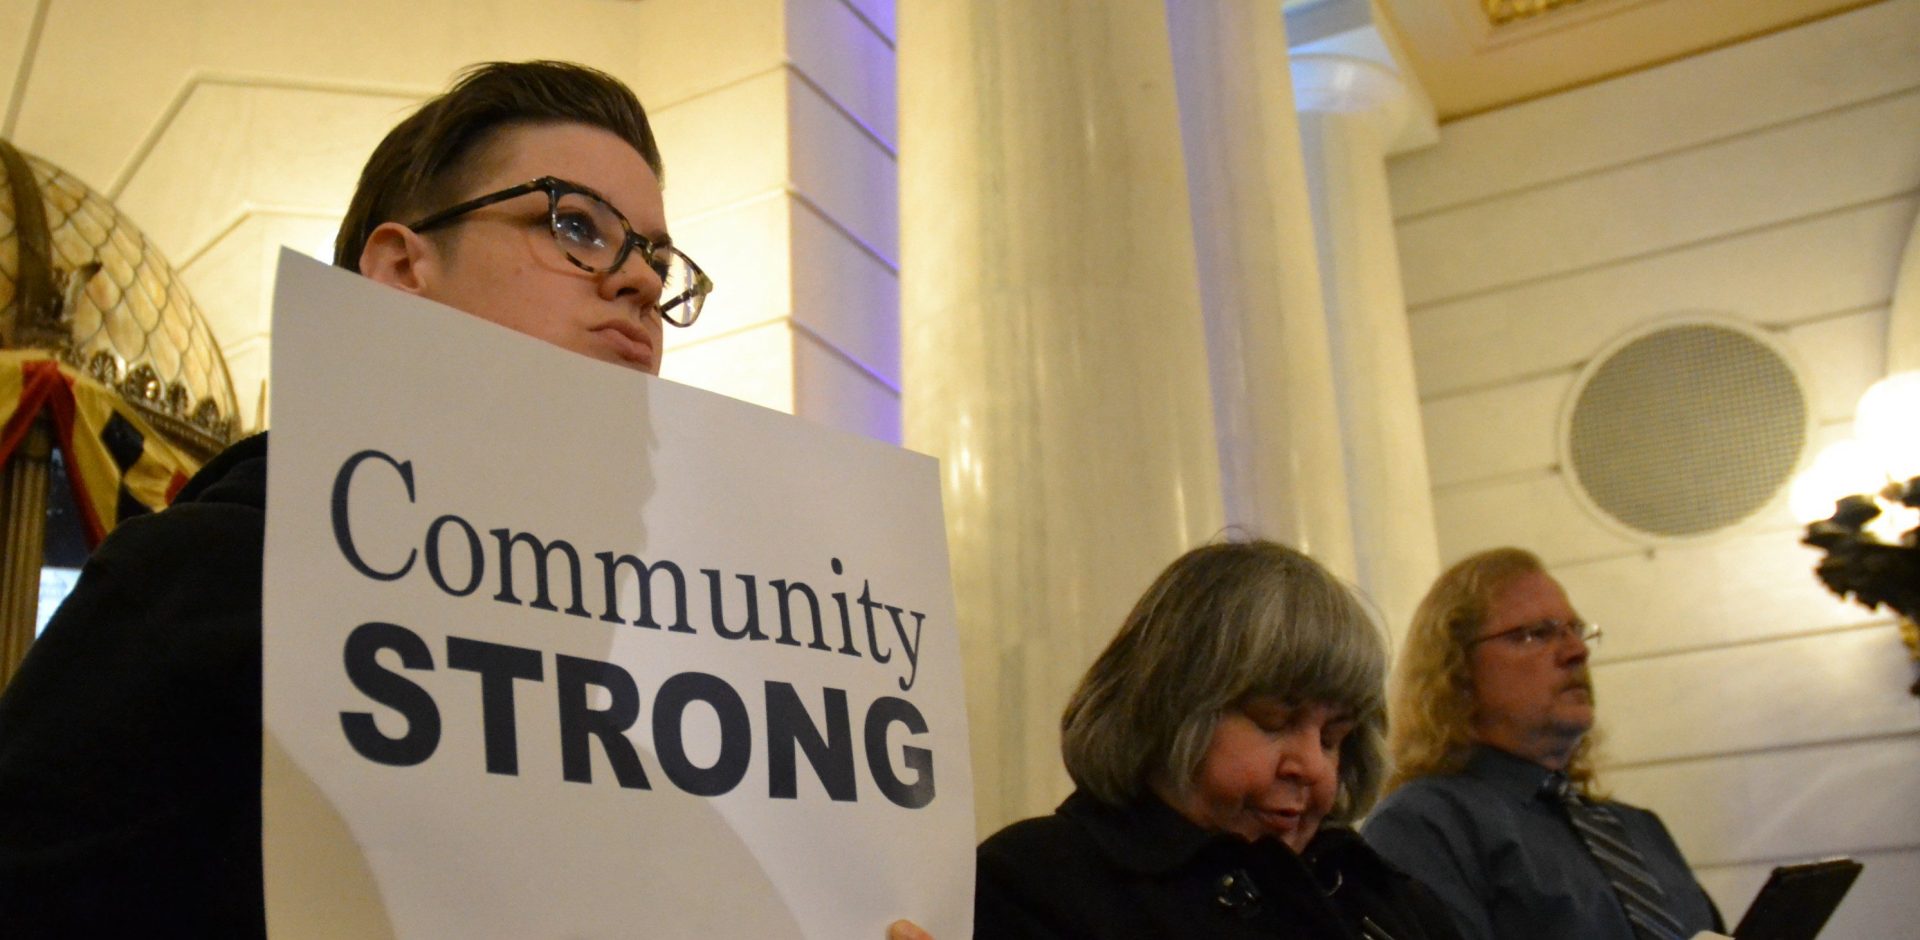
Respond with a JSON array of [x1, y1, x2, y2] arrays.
[[1362, 548, 1720, 940]]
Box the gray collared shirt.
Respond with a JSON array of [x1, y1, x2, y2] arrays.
[[1361, 746, 1720, 940]]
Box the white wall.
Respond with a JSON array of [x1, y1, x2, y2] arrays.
[[1, 0, 898, 441], [1388, 2, 1920, 935]]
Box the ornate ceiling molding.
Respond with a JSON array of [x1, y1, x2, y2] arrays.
[[1482, 0, 1594, 27]]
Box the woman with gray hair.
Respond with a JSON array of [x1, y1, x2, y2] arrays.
[[974, 540, 1460, 939]]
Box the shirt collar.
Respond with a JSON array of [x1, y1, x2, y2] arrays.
[[1463, 743, 1564, 803]]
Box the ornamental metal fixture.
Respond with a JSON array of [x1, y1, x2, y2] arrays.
[[1, 137, 239, 458], [1803, 477, 1920, 697], [2, 136, 241, 688]]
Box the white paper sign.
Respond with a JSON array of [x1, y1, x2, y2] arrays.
[[262, 250, 973, 938]]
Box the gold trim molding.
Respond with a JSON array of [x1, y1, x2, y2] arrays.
[[1483, 0, 1593, 27]]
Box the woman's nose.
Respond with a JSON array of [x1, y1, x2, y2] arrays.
[[1278, 730, 1335, 783]]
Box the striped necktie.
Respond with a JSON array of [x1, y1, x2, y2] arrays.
[[1541, 773, 1689, 940]]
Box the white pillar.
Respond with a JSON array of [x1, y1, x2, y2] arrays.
[[1292, 49, 1442, 639], [1889, 213, 1920, 374], [899, 2, 1225, 834], [1166, 0, 1358, 580]]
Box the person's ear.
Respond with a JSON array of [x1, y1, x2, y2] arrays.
[[358, 222, 436, 295]]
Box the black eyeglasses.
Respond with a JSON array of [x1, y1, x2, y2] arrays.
[[1470, 618, 1601, 650], [407, 176, 712, 327]]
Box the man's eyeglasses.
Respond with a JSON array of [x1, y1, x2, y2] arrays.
[[1470, 618, 1601, 650], [407, 176, 712, 327]]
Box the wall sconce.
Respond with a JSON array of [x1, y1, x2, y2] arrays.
[[1792, 370, 1920, 696]]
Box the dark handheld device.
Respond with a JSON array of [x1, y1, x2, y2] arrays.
[[1732, 857, 1862, 940]]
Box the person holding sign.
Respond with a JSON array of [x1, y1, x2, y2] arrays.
[[973, 540, 1461, 939], [0, 60, 930, 940]]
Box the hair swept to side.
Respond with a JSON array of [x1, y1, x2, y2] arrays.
[[1061, 538, 1389, 824], [333, 60, 662, 273], [1386, 546, 1602, 796]]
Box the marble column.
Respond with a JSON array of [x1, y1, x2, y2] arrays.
[[1292, 50, 1442, 640], [899, 2, 1225, 833], [1165, 0, 1359, 580], [1890, 212, 1920, 374]]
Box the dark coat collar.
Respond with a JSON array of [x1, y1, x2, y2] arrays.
[[1056, 788, 1377, 885], [175, 431, 268, 507], [1056, 788, 1242, 875]]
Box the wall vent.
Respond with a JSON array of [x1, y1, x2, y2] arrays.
[[1562, 320, 1807, 539]]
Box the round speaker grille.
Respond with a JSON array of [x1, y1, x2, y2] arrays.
[[1566, 322, 1806, 538]]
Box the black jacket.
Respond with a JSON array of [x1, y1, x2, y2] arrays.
[[976, 789, 1464, 940], [0, 433, 269, 937]]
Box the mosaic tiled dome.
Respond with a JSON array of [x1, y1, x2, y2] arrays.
[[1, 138, 237, 458]]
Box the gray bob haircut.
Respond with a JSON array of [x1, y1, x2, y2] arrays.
[[1061, 539, 1388, 823]]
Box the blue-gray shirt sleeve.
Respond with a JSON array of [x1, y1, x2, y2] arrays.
[[1364, 783, 1498, 940]]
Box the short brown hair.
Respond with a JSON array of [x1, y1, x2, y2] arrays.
[[1386, 547, 1601, 794], [333, 60, 663, 273], [1061, 539, 1388, 824]]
